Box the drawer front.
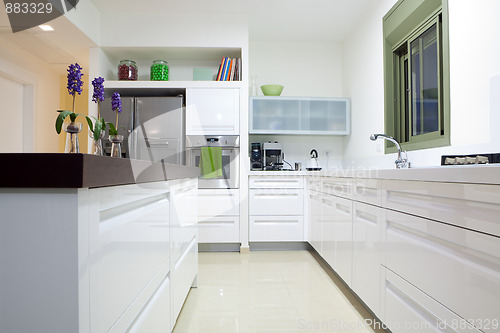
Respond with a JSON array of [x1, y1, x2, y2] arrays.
[[99, 182, 170, 211], [307, 177, 322, 192], [321, 177, 354, 199], [355, 178, 382, 206], [308, 191, 323, 253], [333, 196, 353, 285], [386, 209, 500, 331], [249, 188, 304, 216], [352, 201, 383, 316], [127, 272, 171, 333], [384, 180, 500, 237], [197, 216, 240, 243], [249, 176, 304, 189], [383, 268, 481, 333], [90, 188, 171, 333], [250, 216, 304, 241], [172, 236, 198, 322], [198, 189, 239, 216]]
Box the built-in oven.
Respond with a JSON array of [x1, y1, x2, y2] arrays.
[[186, 135, 239, 189]]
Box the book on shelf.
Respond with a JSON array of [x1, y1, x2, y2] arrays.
[[216, 57, 242, 81]]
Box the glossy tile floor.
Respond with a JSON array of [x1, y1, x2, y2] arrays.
[[173, 250, 385, 333]]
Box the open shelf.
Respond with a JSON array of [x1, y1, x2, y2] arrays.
[[100, 46, 243, 82]]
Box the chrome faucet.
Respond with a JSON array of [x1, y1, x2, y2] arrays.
[[370, 134, 410, 169]]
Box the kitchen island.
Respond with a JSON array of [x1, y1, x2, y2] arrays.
[[0, 154, 199, 333]]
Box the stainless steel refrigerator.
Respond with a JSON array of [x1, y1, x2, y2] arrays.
[[100, 96, 185, 164]]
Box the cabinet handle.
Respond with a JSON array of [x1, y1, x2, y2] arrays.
[[336, 203, 351, 216], [100, 193, 168, 224], [254, 193, 299, 198], [253, 219, 299, 224], [387, 220, 500, 273], [355, 210, 377, 225]]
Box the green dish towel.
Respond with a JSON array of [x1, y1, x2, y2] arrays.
[[200, 147, 222, 178]]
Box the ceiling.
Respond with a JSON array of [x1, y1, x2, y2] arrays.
[[0, 0, 377, 70], [89, 0, 377, 42]]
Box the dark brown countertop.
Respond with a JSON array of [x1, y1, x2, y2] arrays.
[[0, 153, 200, 188]]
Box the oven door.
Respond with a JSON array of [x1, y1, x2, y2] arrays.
[[187, 147, 239, 189]]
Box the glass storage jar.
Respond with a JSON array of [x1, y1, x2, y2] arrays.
[[118, 60, 138, 80], [150, 60, 169, 81]]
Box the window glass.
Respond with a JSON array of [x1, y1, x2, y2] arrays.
[[410, 23, 439, 136]]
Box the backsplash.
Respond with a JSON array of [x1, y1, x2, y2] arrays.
[[248, 134, 344, 170]]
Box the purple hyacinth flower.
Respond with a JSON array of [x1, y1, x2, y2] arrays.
[[91, 77, 105, 103], [67, 63, 84, 96], [111, 92, 122, 113]]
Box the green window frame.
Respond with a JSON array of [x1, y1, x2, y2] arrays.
[[383, 0, 450, 153]]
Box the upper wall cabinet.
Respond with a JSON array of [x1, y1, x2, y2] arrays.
[[249, 97, 350, 135], [186, 88, 240, 135]]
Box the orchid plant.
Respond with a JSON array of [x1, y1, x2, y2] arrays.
[[107, 92, 122, 136], [86, 76, 106, 141], [55, 63, 84, 134]]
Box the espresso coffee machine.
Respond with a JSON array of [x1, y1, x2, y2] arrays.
[[263, 141, 283, 170], [250, 142, 263, 170]]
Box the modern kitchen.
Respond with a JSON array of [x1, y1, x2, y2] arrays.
[[1, 0, 499, 332]]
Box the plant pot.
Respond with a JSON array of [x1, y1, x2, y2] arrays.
[[63, 122, 82, 153], [109, 134, 124, 158], [89, 130, 105, 156]]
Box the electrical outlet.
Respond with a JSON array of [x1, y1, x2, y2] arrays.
[[376, 141, 383, 153]]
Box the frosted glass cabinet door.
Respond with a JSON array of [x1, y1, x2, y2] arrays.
[[250, 97, 350, 135], [186, 88, 240, 135]]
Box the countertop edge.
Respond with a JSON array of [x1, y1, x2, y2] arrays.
[[0, 153, 199, 189]]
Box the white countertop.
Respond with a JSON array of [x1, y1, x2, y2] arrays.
[[249, 165, 500, 185]]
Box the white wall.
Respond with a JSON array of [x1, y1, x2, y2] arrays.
[[249, 40, 345, 170], [342, 0, 500, 168], [0, 75, 24, 152], [249, 40, 342, 97], [0, 37, 61, 153]]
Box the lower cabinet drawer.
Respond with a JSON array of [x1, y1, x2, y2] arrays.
[[127, 272, 172, 333], [386, 210, 500, 332], [382, 268, 481, 333], [172, 236, 198, 323], [250, 216, 304, 241], [249, 188, 304, 216], [198, 189, 239, 217], [197, 216, 240, 243]]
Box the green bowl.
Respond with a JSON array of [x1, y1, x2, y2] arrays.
[[261, 84, 284, 96]]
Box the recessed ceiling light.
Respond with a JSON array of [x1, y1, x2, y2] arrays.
[[39, 25, 54, 31]]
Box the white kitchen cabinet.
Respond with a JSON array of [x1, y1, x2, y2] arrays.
[[385, 209, 500, 332], [89, 183, 172, 333], [320, 194, 336, 267], [197, 189, 240, 243], [127, 272, 172, 333], [186, 88, 240, 135], [384, 179, 500, 237], [331, 196, 353, 285], [317, 179, 353, 286], [307, 179, 323, 253], [382, 268, 481, 333], [0, 178, 198, 333], [249, 188, 304, 216], [249, 96, 350, 135], [322, 177, 354, 199], [250, 216, 305, 242], [352, 201, 384, 317], [249, 176, 305, 242]]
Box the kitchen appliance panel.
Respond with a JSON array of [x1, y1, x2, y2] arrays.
[[186, 135, 240, 189], [133, 97, 185, 164]]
